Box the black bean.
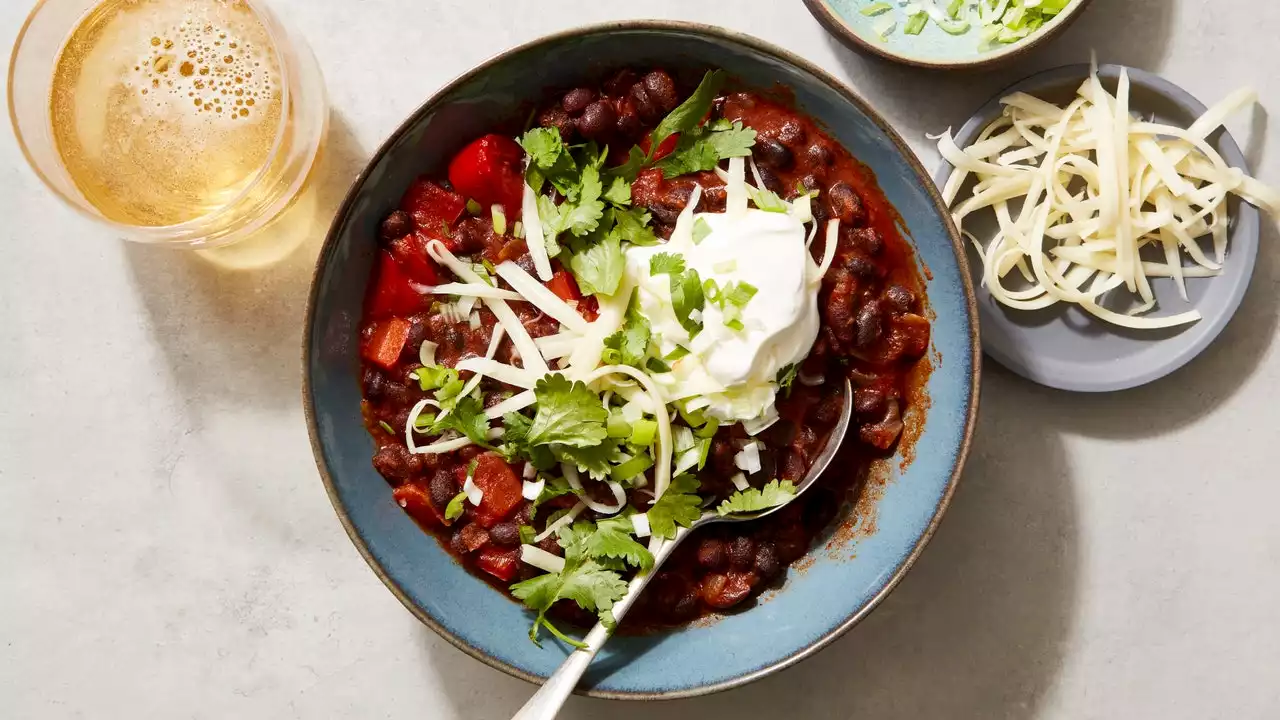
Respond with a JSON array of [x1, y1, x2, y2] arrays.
[[489, 522, 521, 546], [538, 106, 575, 141], [855, 300, 885, 349], [778, 120, 806, 146], [854, 386, 887, 416], [603, 69, 638, 96], [517, 504, 535, 525], [400, 318, 429, 362], [850, 227, 882, 255], [562, 87, 595, 115], [697, 538, 728, 571], [630, 83, 662, 122], [845, 254, 880, 279], [373, 445, 420, 484], [379, 210, 412, 242], [885, 284, 917, 313], [754, 137, 794, 170], [641, 70, 679, 112], [428, 468, 457, 510], [811, 391, 846, 424], [754, 542, 781, 579], [577, 100, 617, 140], [728, 536, 756, 570], [800, 174, 821, 193], [827, 182, 867, 226], [362, 367, 387, 402], [616, 103, 642, 137], [701, 186, 727, 213], [806, 143, 834, 167], [756, 165, 783, 194]]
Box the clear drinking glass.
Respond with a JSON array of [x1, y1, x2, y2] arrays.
[[8, 0, 328, 252]]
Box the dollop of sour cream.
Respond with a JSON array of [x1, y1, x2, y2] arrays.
[[622, 160, 822, 427]]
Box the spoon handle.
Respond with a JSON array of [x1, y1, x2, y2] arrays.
[[510, 531, 688, 720]]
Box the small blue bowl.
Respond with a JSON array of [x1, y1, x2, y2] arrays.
[[304, 21, 980, 700]]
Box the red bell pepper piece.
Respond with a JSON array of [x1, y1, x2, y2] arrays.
[[448, 134, 525, 213], [401, 178, 467, 232], [470, 453, 524, 528], [546, 269, 582, 303], [393, 484, 445, 530], [476, 546, 521, 582], [388, 232, 443, 286], [640, 133, 679, 163], [366, 250, 423, 319], [363, 317, 412, 369]]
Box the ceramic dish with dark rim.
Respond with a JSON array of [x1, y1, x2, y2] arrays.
[[804, 0, 1093, 70], [303, 21, 979, 699], [936, 64, 1260, 392]]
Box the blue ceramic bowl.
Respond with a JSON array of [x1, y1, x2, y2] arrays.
[[304, 21, 979, 700]]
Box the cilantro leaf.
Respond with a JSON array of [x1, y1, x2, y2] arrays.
[[648, 70, 726, 160], [552, 441, 620, 481], [556, 560, 628, 617], [776, 363, 798, 394], [584, 521, 654, 571], [527, 374, 609, 447], [669, 267, 705, 336], [607, 145, 648, 183], [560, 164, 605, 236], [649, 252, 686, 276], [613, 206, 660, 246], [603, 175, 631, 205], [716, 479, 798, 516], [569, 231, 624, 297], [444, 491, 468, 521], [510, 556, 627, 648], [654, 121, 757, 178], [645, 474, 703, 540], [431, 395, 491, 447], [519, 127, 571, 171], [602, 290, 652, 369], [416, 365, 459, 391]]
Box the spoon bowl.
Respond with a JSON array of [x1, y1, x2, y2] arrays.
[[511, 380, 853, 720]]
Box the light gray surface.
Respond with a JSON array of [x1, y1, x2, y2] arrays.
[[2, 1, 1277, 718]]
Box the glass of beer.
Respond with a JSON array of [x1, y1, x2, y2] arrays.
[[9, 0, 327, 251]]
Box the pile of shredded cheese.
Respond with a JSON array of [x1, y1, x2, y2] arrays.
[[935, 64, 1279, 329]]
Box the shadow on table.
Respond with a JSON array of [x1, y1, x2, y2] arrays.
[[121, 111, 367, 419], [427, 369, 1082, 720]]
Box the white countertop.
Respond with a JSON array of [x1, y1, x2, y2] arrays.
[[3, 1, 1278, 717]]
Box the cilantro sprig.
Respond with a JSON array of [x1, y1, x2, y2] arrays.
[[716, 479, 798, 516]]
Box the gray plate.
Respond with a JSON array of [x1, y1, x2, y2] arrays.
[[935, 64, 1260, 392]]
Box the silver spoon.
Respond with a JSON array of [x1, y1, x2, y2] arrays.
[[511, 379, 853, 720]]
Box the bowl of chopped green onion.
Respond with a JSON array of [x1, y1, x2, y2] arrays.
[[804, 0, 1093, 69]]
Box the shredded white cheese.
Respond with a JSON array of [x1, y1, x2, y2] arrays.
[[520, 544, 565, 574], [495, 261, 591, 334], [936, 64, 1278, 330], [532, 501, 585, 543], [462, 473, 483, 506], [521, 176, 555, 281], [521, 478, 544, 501]]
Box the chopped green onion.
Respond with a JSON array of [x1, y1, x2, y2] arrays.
[[703, 278, 723, 305], [491, 205, 507, 236], [610, 453, 654, 483], [725, 281, 757, 308], [692, 217, 712, 244], [513, 220, 525, 239], [645, 357, 672, 374], [413, 413, 437, 430], [725, 318, 745, 332], [466, 198, 483, 215], [693, 417, 720, 439], [860, 1, 893, 15], [629, 419, 658, 448], [904, 12, 928, 34], [664, 345, 690, 362], [712, 259, 737, 273], [518, 525, 537, 544], [607, 411, 632, 439], [947, 0, 965, 17], [378, 420, 395, 434], [444, 491, 468, 521]]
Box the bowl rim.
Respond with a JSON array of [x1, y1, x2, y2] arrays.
[[934, 62, 1260, 392], [302, 19, 981, 701], [802, 0, 1095, 70]]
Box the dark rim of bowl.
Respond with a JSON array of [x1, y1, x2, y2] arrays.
[[801, 0, 1095, 70], [302, 19, 981, 701]]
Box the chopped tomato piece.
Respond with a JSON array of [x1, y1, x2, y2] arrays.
[[470, 453, 524, 528], [577, 295, 600, 323], [393, 484, 444, 530], [366, 250, 424, 319], [640, 133, 679, 162], [400, 178, 467, 232], [546, 269, 581, 303], [363, 317, 412, 369], [702, 571, 755, 609], [388, 232, 443, 285], [448, 134, 525, 213], [476, 546, 521, 582]]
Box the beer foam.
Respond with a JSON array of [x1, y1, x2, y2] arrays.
[[125, 1, 278, 123]]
